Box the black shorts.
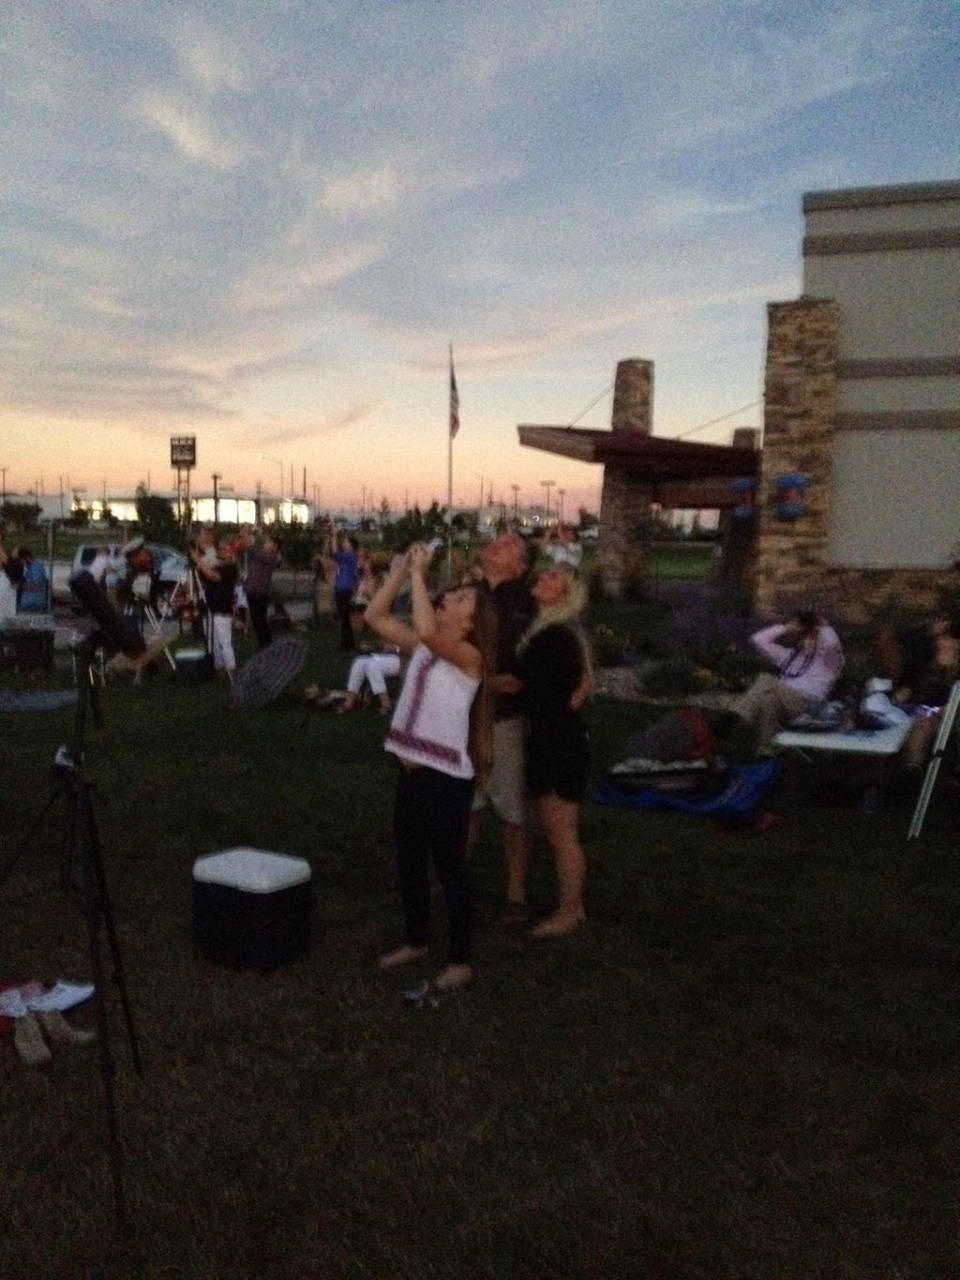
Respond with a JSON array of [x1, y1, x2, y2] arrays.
[[526, 722, 590, 802]]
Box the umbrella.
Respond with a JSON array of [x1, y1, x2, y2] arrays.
[[229, 635, 309, 710]]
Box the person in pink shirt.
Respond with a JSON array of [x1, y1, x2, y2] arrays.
[[728, 611, 844, 756]]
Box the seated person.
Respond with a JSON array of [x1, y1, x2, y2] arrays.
[[724, 611, 844, 756], [337, 643, 403, 714], [892, 619, 960, 771]]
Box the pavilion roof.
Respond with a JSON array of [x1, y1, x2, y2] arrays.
[[517, 426, 759, 479]]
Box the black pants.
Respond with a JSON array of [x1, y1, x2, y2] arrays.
[[393, 765, 475, 965], [247, 592, 272, 649], [334, 589, 355, 650]]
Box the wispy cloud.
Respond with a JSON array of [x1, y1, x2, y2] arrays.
[[0, 0, 955, 506], [135, 92, 245, 169]]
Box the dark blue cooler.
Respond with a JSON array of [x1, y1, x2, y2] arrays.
[[192, 848, 312, 971]]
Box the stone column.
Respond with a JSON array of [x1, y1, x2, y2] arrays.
[[755, 299, 839, 618], [610, 359, 653, 434], [717, 427, 760, 589], [599, 359, 654, 597]]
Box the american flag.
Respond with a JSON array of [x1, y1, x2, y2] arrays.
[[449, 347, 460, 439]]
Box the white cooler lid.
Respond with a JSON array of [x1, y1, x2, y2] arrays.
[[193, 848, 311, 892]]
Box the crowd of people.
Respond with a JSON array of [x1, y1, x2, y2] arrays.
[[4, 510, 956, 991]]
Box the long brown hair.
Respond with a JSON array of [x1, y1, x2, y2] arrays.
[[465, 585, 499, 788]]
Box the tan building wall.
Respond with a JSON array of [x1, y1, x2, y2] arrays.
[[755, 181, 960, 622]]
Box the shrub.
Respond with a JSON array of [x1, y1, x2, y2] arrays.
[[641, 657, 707, 698], [591, 624, 637, 667]]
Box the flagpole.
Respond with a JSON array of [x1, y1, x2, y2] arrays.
[[447, 343, 458, 581]]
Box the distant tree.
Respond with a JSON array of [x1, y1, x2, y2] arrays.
[[135, 484, 182, 546], [451, 510, 477, 535], [102, 505, 119, 529], [378, 496, 392, 526], [577, 507, 599, 531], [71, 502, 91, 528], [0, 500, 42, 530], [383, 501, 448, 549]]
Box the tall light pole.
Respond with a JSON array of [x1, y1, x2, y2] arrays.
[[211, 473, 222, 529], [540, 479, 555, 523], [558, 488, 566, 525], [511, 483, 520, 521]]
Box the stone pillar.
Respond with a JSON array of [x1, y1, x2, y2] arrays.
[[717, 427, 760, 588], [599, 359, 654, 597], [755, 299, 839, 618], [610, 359, 653, 434]]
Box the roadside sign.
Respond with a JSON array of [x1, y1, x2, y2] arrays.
[[170, 436, 196, 468]]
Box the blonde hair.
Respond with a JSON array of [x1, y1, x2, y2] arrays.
[[517, 566, 593, 685]]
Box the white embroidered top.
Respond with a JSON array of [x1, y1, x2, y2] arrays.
[[385, 643, 479, 779]]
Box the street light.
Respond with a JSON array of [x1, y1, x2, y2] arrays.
[[211, 473, 222, 528], [540, 479, 555, 523], [558, 488, 566, 524], [511, 484, 520, 521]]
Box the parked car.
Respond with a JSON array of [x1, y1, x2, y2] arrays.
[[70, 543, 189, 604]]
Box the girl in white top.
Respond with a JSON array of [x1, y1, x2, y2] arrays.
[[365, 542, 497, 992]]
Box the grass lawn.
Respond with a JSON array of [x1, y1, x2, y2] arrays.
[[1, 617, 957, 1280]]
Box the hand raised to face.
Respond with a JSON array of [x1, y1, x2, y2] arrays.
[[408, 542, 435, 573]]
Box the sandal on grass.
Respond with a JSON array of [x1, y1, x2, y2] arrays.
[[432, 964, 474, 991], [378, 944, 428, 970]]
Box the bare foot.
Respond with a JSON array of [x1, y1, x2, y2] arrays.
[[530, 911, 585, 939], [378, 944, 427, 970], [432, 964, 474, 991]]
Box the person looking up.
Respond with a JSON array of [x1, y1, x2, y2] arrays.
[[364, 542, 498, 992], [516, 563, 592, 937], [466, 531, 538, 921], [324, 531, 360, 652], [725, 611, 844, 757], [190, 537, 238, 679], [238, 531, 283, 650]]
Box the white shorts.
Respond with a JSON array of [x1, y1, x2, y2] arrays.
[[472, 716, 527, 826]]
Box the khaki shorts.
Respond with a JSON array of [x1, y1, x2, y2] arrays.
[[472, 716, 527, 826]]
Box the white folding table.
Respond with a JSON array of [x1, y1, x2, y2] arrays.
[[774, 721, 912, 759], [773, 720, 913, 812]]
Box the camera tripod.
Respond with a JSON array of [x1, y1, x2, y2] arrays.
[[0, 638, 143, 1231]]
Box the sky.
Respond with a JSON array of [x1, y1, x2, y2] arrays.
[[1, 0, 957, 518]]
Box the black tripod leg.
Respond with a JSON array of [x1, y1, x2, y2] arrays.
[[78, 778, 143, 1076], [73, 783, 128, 1232]]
